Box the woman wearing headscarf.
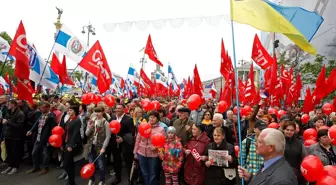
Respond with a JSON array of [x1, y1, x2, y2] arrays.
[[204, 127, 237, 185], [183, 123, 210, 185]]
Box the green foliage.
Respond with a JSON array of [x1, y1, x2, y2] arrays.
[[0, 31, 12, 44], [299, 54, 336, 100], [73, 70, 83, 81]]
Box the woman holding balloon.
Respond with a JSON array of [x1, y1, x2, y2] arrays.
[[133, 111, 166, 185], [85, 107, 111, 185]]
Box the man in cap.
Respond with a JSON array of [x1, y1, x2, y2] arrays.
[[240, 120, 267, 176], [172, 107, 193, 146]]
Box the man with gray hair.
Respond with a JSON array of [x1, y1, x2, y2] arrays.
[[238, 128, 297, 185]]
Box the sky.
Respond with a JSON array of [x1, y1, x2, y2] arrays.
[[0, 0, 259, 82]]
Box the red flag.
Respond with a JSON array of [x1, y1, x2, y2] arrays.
[[326, 68, 336, 95], [294, 74, 303, 102], [145, 34, 163, 67], [51, 53, 62, 75], [79, 41, 112, 93], [9, 21, 30, 80], [244, 63, 257, 104], [269, 53, 278, 95], [79, 40, 112, 85], [251, 34, 273, 70], [193, 64, 203, 97], [312, 65, 327, 105], [303, 88, 314, 114], [60, 55, 74, 86], [120, 78, 125, 90], [140, 68, 153, 87], [17, 79, 34, 104], [220, 39, 233, 79]]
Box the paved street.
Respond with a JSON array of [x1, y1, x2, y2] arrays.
[[0, 160, 130, 185]]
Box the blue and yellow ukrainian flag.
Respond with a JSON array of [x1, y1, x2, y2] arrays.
[[230, 0, 321, 55]]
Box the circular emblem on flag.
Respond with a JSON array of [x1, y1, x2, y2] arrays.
[[67, 37, 85, 56]]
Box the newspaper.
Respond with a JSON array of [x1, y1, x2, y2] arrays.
[[208, 150, 229, 167]]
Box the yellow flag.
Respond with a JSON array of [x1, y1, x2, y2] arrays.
[[230, 0, 316, 55]]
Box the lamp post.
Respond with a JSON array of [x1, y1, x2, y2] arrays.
[[238, 58, 249, 81], [81, 22, 96, 47], [81, 22, 95, 90]]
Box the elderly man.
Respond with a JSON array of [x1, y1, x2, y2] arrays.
[[173, 107, 193, 146], [238, 128, 298, 185], [206, 113, 234, 145]]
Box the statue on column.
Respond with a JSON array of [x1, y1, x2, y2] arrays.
[[54, 7, 63, 39]]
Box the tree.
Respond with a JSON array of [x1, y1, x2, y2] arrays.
[[72, 70, 83, 82], [299, 54, 336, 100], [0, 31, 12, 44], [277, 45, 311, 76]]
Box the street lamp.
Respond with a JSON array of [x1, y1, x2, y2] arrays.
[[81, 22, 96, 47], [81, 22, 96, 90], [238, 59, 250, 81]]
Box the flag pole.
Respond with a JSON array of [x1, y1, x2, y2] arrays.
[[230, 1, 244, 184], [37, 31, 60, 87]]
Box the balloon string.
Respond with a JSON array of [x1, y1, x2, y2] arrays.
[[93, 153, 102, 164]]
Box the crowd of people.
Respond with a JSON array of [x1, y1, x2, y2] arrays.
[[0, 94, 335, 185]]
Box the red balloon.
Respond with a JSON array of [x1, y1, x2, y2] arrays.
[[52, 126, 65, 136], [187, 94, 202, 111], [268, 108, 278, 116], [319, 126, 330, 130], [152, 101, 160, 110], [233, 106, 238, 114], [104, 94, 116, 107], [87, 92, 95, 104], [217, 101, 229, 113], [323, 165, 336, 179], [316, 175, 336, 185], [303, 128, 318, 141], [138, 122, 152, 138], [151, 133, 166, 147], [80, 163, 95, 179], [94, 94, 102, 104], [304, 139, 317, 147], [268, 122, 279, 129], [301, 114, 310, 124], [48, 134, 62, 148], [181, 99, 187, 106], [243, 105, 252, 116], [143, 100, 154, 111], [109, 120, 121, 134], [322, 103, 334, 115], [234, 145, 239, 157], [81, 94, 91, 105], [277, 110, 287, 119], [328, 125, 336, 145], [301, 155, 324, 182]]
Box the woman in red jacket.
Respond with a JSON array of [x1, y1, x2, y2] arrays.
[[183, 123, 210, 185]]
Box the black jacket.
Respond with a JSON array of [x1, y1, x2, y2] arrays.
[[110, 114, 134, 150], [206, 125, 235, 145], [32, 112, 57, 146], [63, 117, 82, 148], [3, 108, 25, 139]]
